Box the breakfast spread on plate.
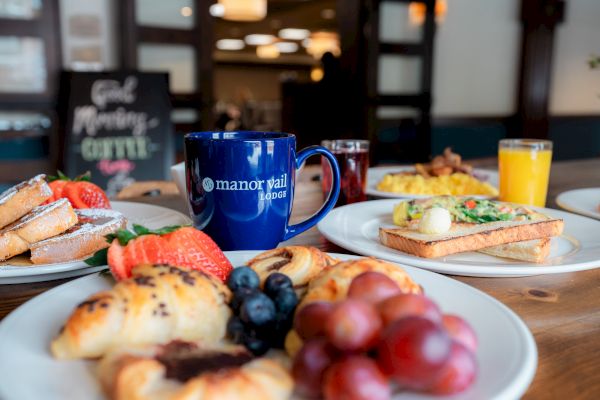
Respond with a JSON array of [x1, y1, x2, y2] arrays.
[[49, 237, 480, 399], [376, 148, 499, 196], [0, 174, 124, 265], [380, 196, 564, 262]]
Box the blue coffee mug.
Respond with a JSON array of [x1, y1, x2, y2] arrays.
[[184, 131, 340, 250]]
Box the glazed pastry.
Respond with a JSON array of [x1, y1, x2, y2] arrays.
[[247, 246, 339, 289], [51, 264, 232, 359], [299, 257, 422, 308], [97, 341, 293, 400]]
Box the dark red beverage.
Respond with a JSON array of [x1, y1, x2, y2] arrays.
[[322, 147, 369, 207]]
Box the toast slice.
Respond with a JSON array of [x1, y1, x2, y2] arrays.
[[0, 198, 78, 261], [379, 218, 564, 259], [0, 174, 53, 229], [477, 238, 551, 263], [30, 209, 127, 264]]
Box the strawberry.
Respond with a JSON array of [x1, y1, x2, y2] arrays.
[[43, 180, 68, 204], [165, 227, 233, 281], [45, 170, 110, 209], [102, 225, 233, 282], [63, 181, 111, 209]]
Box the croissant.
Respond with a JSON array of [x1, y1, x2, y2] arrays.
[[97, 341, 293, 400], [247, 246, 339, 289], [299, 257, 423, 309], [51, 264, 232, 359]]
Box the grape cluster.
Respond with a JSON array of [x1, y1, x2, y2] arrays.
[[291, 271, 479, 399], [226, 267, 298, 356]]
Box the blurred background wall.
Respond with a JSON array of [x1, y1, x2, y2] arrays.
[[0, 0, 599, 188]]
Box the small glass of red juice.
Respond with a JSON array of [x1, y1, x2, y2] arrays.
[[321, 139, 370, 207]]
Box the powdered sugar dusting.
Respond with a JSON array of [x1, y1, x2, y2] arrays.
[[0, 198, 71, 233], [30, 208, 126, 248], [0, 174, 49, 206]]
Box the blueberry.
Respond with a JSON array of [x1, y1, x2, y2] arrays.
[[230, 287, 259, 314], [264, 273, 293, 298], [273, 288, 298, 316], [226, 316, 245, 343], [227, 267, 260, 292], [239, 292, 276, 327], [243, 335, 270, 356], [266, 314, 294, 348]]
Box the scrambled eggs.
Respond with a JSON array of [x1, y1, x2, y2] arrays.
[[377, 173, 498, 197]]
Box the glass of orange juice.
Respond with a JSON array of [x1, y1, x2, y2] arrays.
[[498, 139, 553, 207]]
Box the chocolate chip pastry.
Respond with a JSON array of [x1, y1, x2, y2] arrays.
[[51, 264, 232, 359]]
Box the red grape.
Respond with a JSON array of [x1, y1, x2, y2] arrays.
[[325, 299, 382, 352], [294, 302, 335, 340], [429, 341, 478, 395], [323, 356, 391, 400], [377, 316, 451, 390], [377, 293, 442, 327], [292, 338, 338, 398], [347, 272, 401, 304], [442, 314, 478, 353]]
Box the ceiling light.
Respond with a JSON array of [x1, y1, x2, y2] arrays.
[[408, 0, 447, 25], [321, 9, 336, 20], [278, 28, 310, 41], [180, 6, 193, 17], [275, 42, 298, 53], [244, 34, 275, 46], [305, 31, 341, 59], [216, 39, 245, 51], [209, 3, 225, 17], [311, 66, 324, 82], [256, 44, 280, 59], [218, 0, 267, 22]]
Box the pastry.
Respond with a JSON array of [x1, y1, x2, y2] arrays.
[[51, 264, 232, 359], [0, 198, 77, 261], [299, 257, 422, 308], [30, 208, 127, 264], [0, 174, 52, 229], [97, 341, 293, 400], [247, 246, 339, 289]]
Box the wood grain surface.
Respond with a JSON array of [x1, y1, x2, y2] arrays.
[[1, 159, 599, 399]]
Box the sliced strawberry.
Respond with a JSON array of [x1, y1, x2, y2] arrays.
[[104, 226, 232, 282], [42, 180, 68, 204], [170, 227, 233, 281], [63, 181, 111, 209], [107, 239, 129, 280], [50, 180, 68, 199]]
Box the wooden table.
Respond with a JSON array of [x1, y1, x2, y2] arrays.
[[1, 158, 600, 399]]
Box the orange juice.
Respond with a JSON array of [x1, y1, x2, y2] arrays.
[[498, 143, 552, 207]]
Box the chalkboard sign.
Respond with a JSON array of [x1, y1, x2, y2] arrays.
[[60, 71, 174, 196]]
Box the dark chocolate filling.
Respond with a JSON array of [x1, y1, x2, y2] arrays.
[[155, 341, 253, 382]]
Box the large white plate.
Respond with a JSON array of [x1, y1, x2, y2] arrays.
[[556, 188, 600, 220], [367, 166, 499, 199], [0, 251, 536, 400], [0, 201, 191, 284], [318, 199, 600, 277]]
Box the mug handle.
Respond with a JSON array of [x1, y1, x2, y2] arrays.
[[283, 145, 340, 241]]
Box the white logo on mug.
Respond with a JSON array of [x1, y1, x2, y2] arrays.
[[202, 177, 214, 192]]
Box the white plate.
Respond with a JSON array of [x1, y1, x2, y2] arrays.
[[0, 201, 191, 284], [556, 188, 600, 220], [366, 166, 499, 199], [318, 199, 600, 277], [0, 251, 536, 400]]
